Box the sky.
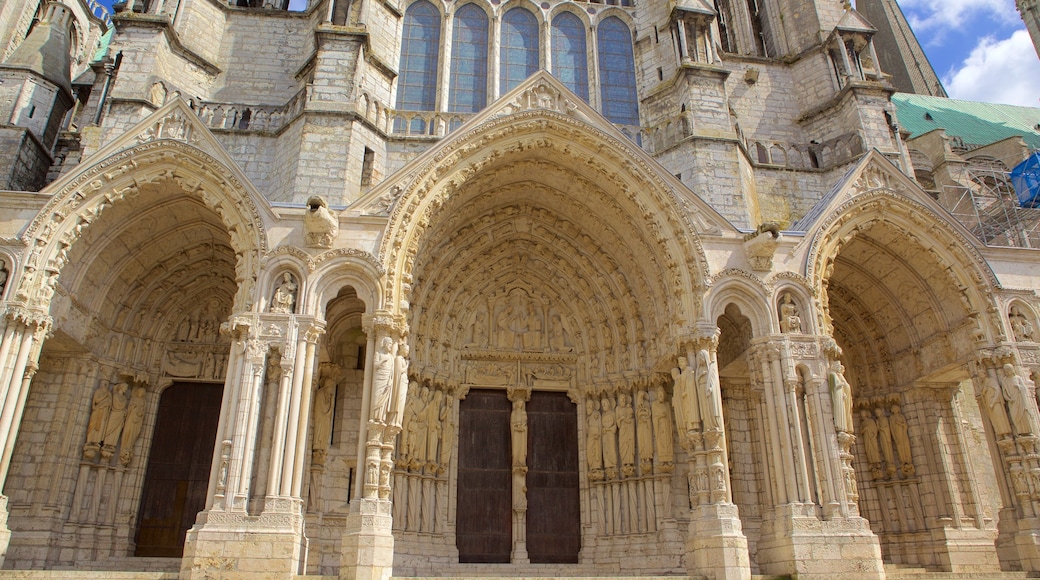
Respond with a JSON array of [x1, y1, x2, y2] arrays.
[[870, 0, 1040, 107], [95, 0, 1039, 108]]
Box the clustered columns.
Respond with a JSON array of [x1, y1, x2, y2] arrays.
[[0, 305, 50, 548], [674, 328, 751, 580], [342, 311, 408, 580], [671, 5, 719, 66], [972, 350, 1040, 570], [183, 310, 324, 579]]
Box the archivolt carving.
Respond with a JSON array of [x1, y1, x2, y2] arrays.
[[376, 110, 714, 320], [17, 140, 268, 313]]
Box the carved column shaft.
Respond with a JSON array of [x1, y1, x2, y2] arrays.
[[266, 356, 295, 497], [0, 313, 47, 486], [207, 335, 245, 509]]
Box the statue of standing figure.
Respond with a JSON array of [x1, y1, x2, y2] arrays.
[[695, 350, 722, 432], [859, 409, 881, 465], [369, 336, 395, 423], [635, 390, 654, 470], [119, 386, 147, 466], [84, 383, 113, 458], [1000, 363, 1038, 436], [979, 368, 1012, 437], [889, 404, 913, 474], [671, 357, 699, 433], [652, 386, 675, 464], [312, 376, 336, 465], [586, 398, 603, 476], [511, 397, 528, 468], [616, 393, 636, 471], [828, 365, 854, 433], [102, 382, 130, 458]]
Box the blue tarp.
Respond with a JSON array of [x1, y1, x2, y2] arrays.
[[1013, 152, 1040, 208]]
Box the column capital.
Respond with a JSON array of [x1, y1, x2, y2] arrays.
[[3, 304, 52, 332]]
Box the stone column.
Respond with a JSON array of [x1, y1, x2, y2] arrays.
[[183, 313, 323, 579], [0, 305, 50, 566], [507, 386, 530, 563], [341, 312, 405, 580], [974, 349, 1040, 572], [677, 328, 751, 580]]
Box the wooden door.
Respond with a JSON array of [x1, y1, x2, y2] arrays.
[[134, 382, 222, 557], [456, 389, 512, 563], [526, 391, 580, 563]]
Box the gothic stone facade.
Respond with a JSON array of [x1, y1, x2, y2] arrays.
[[0, 1, 1040, 579]]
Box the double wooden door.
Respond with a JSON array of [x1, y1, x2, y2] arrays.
[[134, 382, 222, 557], [456, 389, 580, 563]]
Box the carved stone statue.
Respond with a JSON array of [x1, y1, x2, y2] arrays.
[[979, 369, 1012, 436], [889, 404, 912, 471], [119, 386, 147, 466], [400, 383, 419, 463], [312, 376, 336, 465], [586, 398, 603, 475], [85, 384, 112, 453], [601, 395, 619, 476], [270, 272, 298, 314], [0, 263, 8, 298], [671, 357, 699, 433], [496, 293, 542, 351], [1000, 364, 1037, 436], [695, 350, 722, 432], [438, 393, 454, 471], [875, 407, 895, 473], [511, 398, 528, 468], [616, 393, 636, 470], [409, 387, 431, 467], [859, 409, 881, 465], [548, 314, 572, 352], [103, 382, 130, 457], [389, 342, 409, 427], [426, 388, 445, 468], [778, 293, 802, 334], [828, 365, 854, 433], [369, 336, 395, 423], [1010, 306, 1035, 342], [467, 310, 488, 348], [635, 390, 654, 469], [304, 196, 339, 248], [651, 386, 674, 464]]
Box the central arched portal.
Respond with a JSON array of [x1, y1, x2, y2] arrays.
[[385, 124, 704, 572]]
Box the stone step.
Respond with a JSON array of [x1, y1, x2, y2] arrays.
[[0, 573, 177, 579], [882, 564, 1034, 580]]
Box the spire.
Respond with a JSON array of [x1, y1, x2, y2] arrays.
[[855, 0, 948, 97], [2, 1, 73, 95]]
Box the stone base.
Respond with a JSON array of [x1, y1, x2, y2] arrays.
[[928, 524, 999, 572], [997, 510, 1040, 573], [339, 498, 394, 580], [686, 503, 751, 580], [180, 505, 306, 579], [0, 496, 10, 567], [756, 507, 883, 580]]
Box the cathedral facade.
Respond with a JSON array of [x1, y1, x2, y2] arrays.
[[0, 0, 1040, 579]]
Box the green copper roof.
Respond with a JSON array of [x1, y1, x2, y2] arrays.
[[892, 93, 1040, 150], [93, 27, 113, 62]]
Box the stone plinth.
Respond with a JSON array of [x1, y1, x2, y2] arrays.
[[180, 501, 305, 579], [755, 507, 883, 580], [686, 503, 751, 580], [340, 498, 394, 580]]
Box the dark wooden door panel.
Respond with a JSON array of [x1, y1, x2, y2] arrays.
[[457, 389, 512, 563], [135, 382, 222, 557], [526, 392, 580, 563]]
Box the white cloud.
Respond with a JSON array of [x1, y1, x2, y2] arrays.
[[896, 0, 1019, 33], [944, 29, 1040, 107]]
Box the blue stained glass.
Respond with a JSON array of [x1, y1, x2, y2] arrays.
[[500, 8, 539, 93], [597, 17, 639, 126], [551, 12, 589, 101], [396, 1, 440, 113], [448, 4, 489, 113]]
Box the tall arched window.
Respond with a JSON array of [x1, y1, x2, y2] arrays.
[[500, 8, 539, 94], [448, 4, 489, 113], [551, 12, 588, 101], [596, 17, 639, 126], [396, 1, 440, 116]]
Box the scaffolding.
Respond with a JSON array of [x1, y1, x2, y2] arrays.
[[940, 156, 1040, 249]]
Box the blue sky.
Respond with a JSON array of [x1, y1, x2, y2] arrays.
[[96, 0, 1039, 108], [862, 0, 1040, 107]]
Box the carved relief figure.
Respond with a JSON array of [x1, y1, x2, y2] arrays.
[[828, 365, 854, 433], [401, 383, 420, 463], [426, 389, 445, 469], [389, 343, 409, 427], [468, 310, 488, 348], [671, 357, 699, 433], [119, 386, 146, 466], [859, 409, 881, 465], [695, 350, 722, 431], [979, 369, 1012, 436], [586, 398, 603, 475], [85, 384, 112, 451], [410, 387, 431, 467], [875, 407, 895, 473], [548, 314, 572, 352], [369, 336, 395, 423], [270, 272, 298, 314], [496, 293, 542, 351], [511, 397, 528, 467], [635, 390, 654, 469], [1010, 306, 1035, 342], [652, 386, 675, 464], [889, 404, 913, 473], [601, 395, 619, 475], [103, 382, 130, 456], [617, 393, 636, 471], [312, 377, 336, 465], [778, 293, 802, 334], [1000, 364, 1037, 436], [438, 394, 454, 470]]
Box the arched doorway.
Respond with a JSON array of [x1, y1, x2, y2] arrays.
[[818, 209, 1002, 571]]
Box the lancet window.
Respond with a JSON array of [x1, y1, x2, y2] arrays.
[[500, 8, 540, 94], [448, 4, 490, 113], [551, 12, 590, 102]]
